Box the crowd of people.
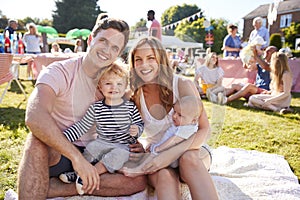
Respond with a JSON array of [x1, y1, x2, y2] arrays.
[[194, 16, 294, 114], [10, 11, 294, 200], [2, 19, 86, 81]]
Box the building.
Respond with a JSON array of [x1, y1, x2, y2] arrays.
[[242, 0, 300, 40]]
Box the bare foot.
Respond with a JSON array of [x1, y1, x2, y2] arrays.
[[122, 167, 144, 177]]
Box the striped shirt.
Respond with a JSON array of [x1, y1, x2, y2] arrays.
[[64, 99, 144, 144]]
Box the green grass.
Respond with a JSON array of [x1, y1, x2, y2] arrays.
[[0, 68, 299, 199]]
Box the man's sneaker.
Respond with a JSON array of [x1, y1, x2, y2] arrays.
[[279, 107, 293, 115], [76, 176, 84, 195], [59, 172, 77, 183]]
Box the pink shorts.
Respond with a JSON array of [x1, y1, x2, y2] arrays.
[[244, 87, 267, 99]]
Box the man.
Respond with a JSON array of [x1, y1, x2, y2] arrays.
[[3, 19, 18, 53], [3, 19, 18, 38], [17, 14, 146, 199], [249, 17, 270, 50], [147, 10, 162, 41], [225, 46, 277, 103]]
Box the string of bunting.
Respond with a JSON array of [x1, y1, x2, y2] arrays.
[[162, 11, 204, 31]]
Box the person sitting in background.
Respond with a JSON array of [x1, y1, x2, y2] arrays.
[[225, 46, 277, 103], [249, 17, 270, 51], [222, 24, 242, 58], [194, 49, 227, 104], [248, 52, 293, 114], [74, 39, 83, 53], [51, 42, 62, 53], [23, 23, 42, 80]]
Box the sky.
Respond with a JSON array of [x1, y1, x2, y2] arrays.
[[2, 0, 274, 29]]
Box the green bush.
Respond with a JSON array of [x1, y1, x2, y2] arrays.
[[270, 33, 282, 50], [292, 49, 300, 58]]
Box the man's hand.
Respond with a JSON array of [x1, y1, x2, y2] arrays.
[[72, 156, 100, 194], [128, 141, 145, 162]]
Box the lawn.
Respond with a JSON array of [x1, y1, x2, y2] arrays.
[[0, 68, 299, 199]]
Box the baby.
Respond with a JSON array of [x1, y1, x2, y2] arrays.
[[122, 96, 203, 177], [240, 36, 265, 68]]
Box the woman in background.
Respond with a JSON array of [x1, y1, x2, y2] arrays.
[[222, 24, 242, 58], [23, 23, 42, 80], [248, 52, 293, 114]]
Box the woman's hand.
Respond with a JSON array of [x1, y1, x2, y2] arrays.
[[142, 154, 169, 174]]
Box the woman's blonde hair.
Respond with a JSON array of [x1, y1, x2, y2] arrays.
[[204, 48, 218, 67], [128, 36, 174, 111], [270, 52, 291, 91]]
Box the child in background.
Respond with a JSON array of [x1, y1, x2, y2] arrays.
[[74, 39, 83, 53], [194, 49, 227, 104], [59, 62, 144, 195], [248, 52, 293, 114], [50, 42, 62, 54], [122, 96, 203, 177]]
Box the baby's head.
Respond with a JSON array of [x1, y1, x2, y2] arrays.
[[98, 61, 129, 99], [172, 96, 202, 126]]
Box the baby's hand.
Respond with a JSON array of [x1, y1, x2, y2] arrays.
[[129, 125, 139, 137]]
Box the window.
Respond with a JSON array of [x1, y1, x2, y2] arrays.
[[280, 14, 292, 28], [262, 18, 267, 27]]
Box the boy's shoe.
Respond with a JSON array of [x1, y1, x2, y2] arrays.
[[76, 176, 85, 195], [59, 171, 77, 183]]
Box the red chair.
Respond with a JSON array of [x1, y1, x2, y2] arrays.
[[0, 53, 26, 103]]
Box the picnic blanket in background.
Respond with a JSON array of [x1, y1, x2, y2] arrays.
[[5, 146, 300, 200]]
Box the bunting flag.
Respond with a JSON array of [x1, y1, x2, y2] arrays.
[[162, 11, 203, 31], [268, 0, 280, 26]]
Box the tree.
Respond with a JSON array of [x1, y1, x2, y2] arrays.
[[270, 33, 282, 50], [161, 4, 200, 27], [282, 22, 300, 49], [52, 0, 102, 33]]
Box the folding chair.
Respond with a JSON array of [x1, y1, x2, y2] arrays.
[[0, 53, 27, 103]]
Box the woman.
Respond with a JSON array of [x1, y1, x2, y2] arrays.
[[222, 24, 241, 58], [23, 22, 42, 79], [248, 52, 293, 113], [194, 49, 226, 104], [129, 36, 218, 199]]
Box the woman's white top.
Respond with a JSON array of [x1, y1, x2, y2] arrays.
[[140, 75, 180, 145], [23, 34, 41, 53]]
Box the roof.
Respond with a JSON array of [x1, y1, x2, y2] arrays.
[[243, 0, 300, 19]]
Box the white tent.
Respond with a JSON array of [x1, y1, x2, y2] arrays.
[[127, 35, 203, 49]]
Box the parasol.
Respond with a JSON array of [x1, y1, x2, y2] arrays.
[[36, 25, 58, 38], [66, 28, 91, 40]]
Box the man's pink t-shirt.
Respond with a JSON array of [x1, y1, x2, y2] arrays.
[[149, 19, 162, 41], [36, 56, 102, 146]]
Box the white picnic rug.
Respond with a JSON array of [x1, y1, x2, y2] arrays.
[[5, 146, 300, 200]]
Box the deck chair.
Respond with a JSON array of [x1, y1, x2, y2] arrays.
[[0, 53, 27, 103]]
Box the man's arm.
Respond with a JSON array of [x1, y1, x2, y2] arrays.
[[253, 47, 270, 71], [25, 84, 100, 194]]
